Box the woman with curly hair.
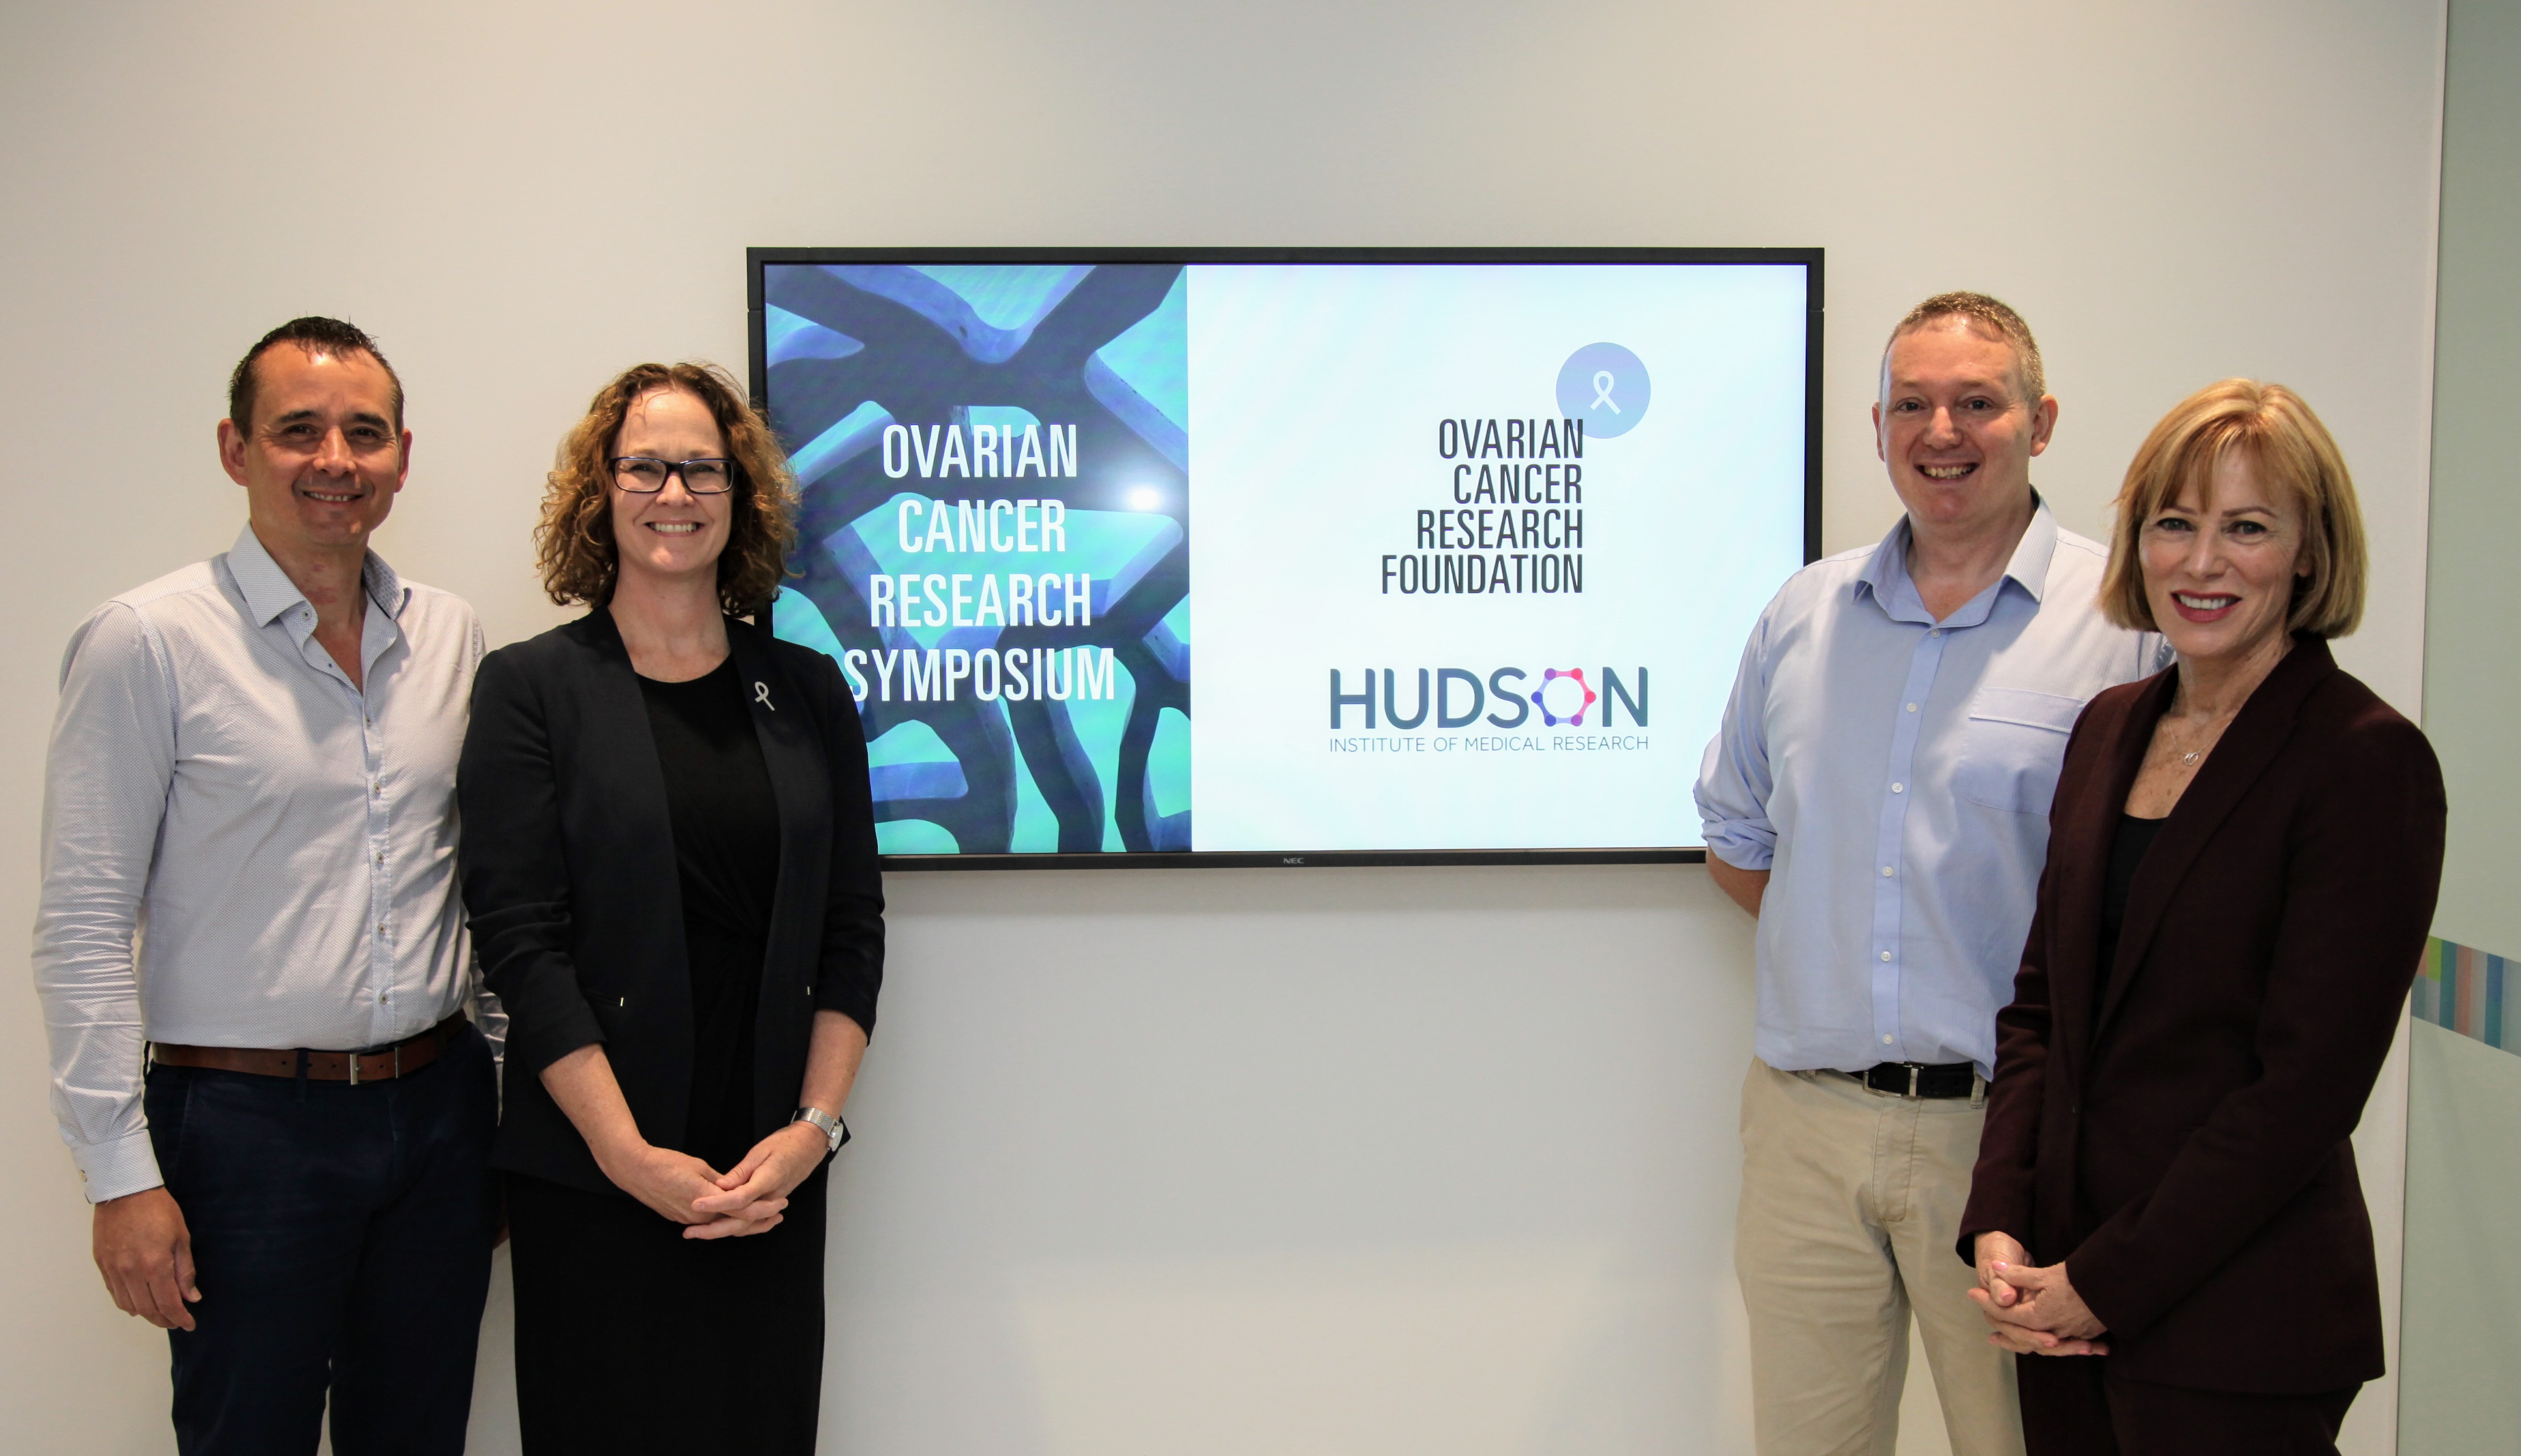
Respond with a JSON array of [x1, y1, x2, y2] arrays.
[[458, 362, 883, 1453]]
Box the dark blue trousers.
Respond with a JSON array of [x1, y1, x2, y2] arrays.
[[146, 1023, 499, 1455]]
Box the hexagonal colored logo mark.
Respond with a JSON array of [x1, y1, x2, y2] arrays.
[[1531, 667, 1596, 727]]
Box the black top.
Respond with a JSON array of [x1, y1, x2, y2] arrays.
[[638, 659, 780, 1171], [2096, 813, 2166, 1009], [459, 610, 884, 1196]]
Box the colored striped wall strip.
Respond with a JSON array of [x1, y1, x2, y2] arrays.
[[2414, 937, 2517, 1055]]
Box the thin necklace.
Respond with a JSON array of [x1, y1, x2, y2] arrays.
[[2168, 690, 2226, 770], [2168, 711, 2218, 768]]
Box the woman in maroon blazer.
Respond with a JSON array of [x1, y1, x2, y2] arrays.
[[1957, 380, 2444, 1455]]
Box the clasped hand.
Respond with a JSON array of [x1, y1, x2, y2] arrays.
[[1969, 1231, 2109, 1357], [600, 1124, 827, 1239]]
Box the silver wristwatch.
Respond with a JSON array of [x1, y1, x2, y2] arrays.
[[792, 1105, 849, 1155]]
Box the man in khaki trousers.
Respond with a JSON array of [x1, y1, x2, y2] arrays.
[[1695, 293, 2167, 1455]]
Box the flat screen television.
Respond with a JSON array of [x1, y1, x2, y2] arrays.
[[749, 247, 1821, 868]]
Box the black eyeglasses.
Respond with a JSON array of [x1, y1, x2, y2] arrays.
[[610, 456, 735, 494]]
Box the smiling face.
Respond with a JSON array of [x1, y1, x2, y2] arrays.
[[609, 386, 732, 592], [2139, 450, 2309, 666], [1874, 317, 2058, 538], [218, 346, 408, 553]]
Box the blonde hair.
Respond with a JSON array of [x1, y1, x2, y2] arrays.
[[534, 361, 798, 616], [2100, 379, 2367, 638]]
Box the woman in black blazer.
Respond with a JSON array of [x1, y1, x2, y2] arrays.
[[1958, 381, 2443, 1455], [460, 361, 883, 1454]]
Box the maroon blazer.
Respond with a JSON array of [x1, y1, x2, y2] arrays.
[[1958, 634, 2443, 1393]]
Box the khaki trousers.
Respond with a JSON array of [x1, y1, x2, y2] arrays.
[[1736, 1058, 2024, 1456]]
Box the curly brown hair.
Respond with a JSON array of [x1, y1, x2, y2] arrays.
[[535, 361, 797, 615]]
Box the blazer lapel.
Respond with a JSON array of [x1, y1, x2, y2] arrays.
[[2096, 636, 2338, 1036], [724, 621, 822, 947], [577, 604, 681, 886], [2055, 675, 2169, 1059], [575, 607, 690, 989]]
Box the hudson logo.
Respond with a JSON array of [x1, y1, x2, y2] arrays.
[[1530, 668, 1596, 727], [1328, 667, 1645, 731]]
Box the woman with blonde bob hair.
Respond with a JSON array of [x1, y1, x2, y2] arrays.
[[1959, 380, 2442, 1455], [459, 361, 884, 1453]]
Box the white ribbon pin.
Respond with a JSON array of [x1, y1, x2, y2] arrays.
[[755, 681, 776, 711]]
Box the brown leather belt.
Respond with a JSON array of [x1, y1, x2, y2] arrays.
[[151, 1012, 468, 1085]]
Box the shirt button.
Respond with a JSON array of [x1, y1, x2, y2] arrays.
[[1928, 629, 1942, 637], [1891, 782, 1905, 793], [1906, 703, 1918, 713], [375, 921, 387, 935], [1882, 866, 1894, 877], [1880, 951, 1892, 962], [1882, 1034, 1895, 1045]]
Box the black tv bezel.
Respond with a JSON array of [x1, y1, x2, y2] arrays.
[[748, 245, 1824, 870]]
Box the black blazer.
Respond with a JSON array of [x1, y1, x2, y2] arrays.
[[1960, 635, 2443, 1393], [459, 609, 884, 1194]]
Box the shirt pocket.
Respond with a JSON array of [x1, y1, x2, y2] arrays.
[[1952, 688, 2084, 815]]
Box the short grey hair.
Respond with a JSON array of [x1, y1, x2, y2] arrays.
[[1881, 291, 2046, 402]]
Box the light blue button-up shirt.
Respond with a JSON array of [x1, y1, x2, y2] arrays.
[[1696, 500, 2167, 1076], [33, 526, 492, 1201]]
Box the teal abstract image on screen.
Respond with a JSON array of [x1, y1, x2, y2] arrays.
[[764, 262, 1192, 854]]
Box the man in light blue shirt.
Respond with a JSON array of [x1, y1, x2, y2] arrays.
[[1697, 294, 2164, 1456], [36, 318, 498, 1454]]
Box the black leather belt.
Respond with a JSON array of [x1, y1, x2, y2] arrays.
[[1847, 1060, 1980, 1099]]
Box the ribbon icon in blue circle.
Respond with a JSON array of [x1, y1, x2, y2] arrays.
[[1555, 343, 1651, 439]]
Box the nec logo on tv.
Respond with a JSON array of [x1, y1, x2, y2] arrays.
[[1328, 666, 1645, 731]]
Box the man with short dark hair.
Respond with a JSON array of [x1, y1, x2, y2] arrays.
[[34, 317, 499, 1453], [1696, 294, 2166, 1455]]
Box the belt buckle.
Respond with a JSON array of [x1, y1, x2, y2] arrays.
[[1904, 1063, 1922, 1100], [346, 1037, 412, 1087], [351, 1047, 403, 1085]]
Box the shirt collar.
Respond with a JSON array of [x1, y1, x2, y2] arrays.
[[1854, 492, 2061, 623], [2003, 494, 2060, 602], [226, 523, 408, 629]]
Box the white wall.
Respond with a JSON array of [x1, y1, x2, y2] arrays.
[[0, 3, 2445, 1452], [2401, 0, 2521, 1449]]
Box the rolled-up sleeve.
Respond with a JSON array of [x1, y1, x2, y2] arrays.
[[457, 649, 604, 1075], [33, 605, 176, 1202], [1696, 604, 1778, 871]]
